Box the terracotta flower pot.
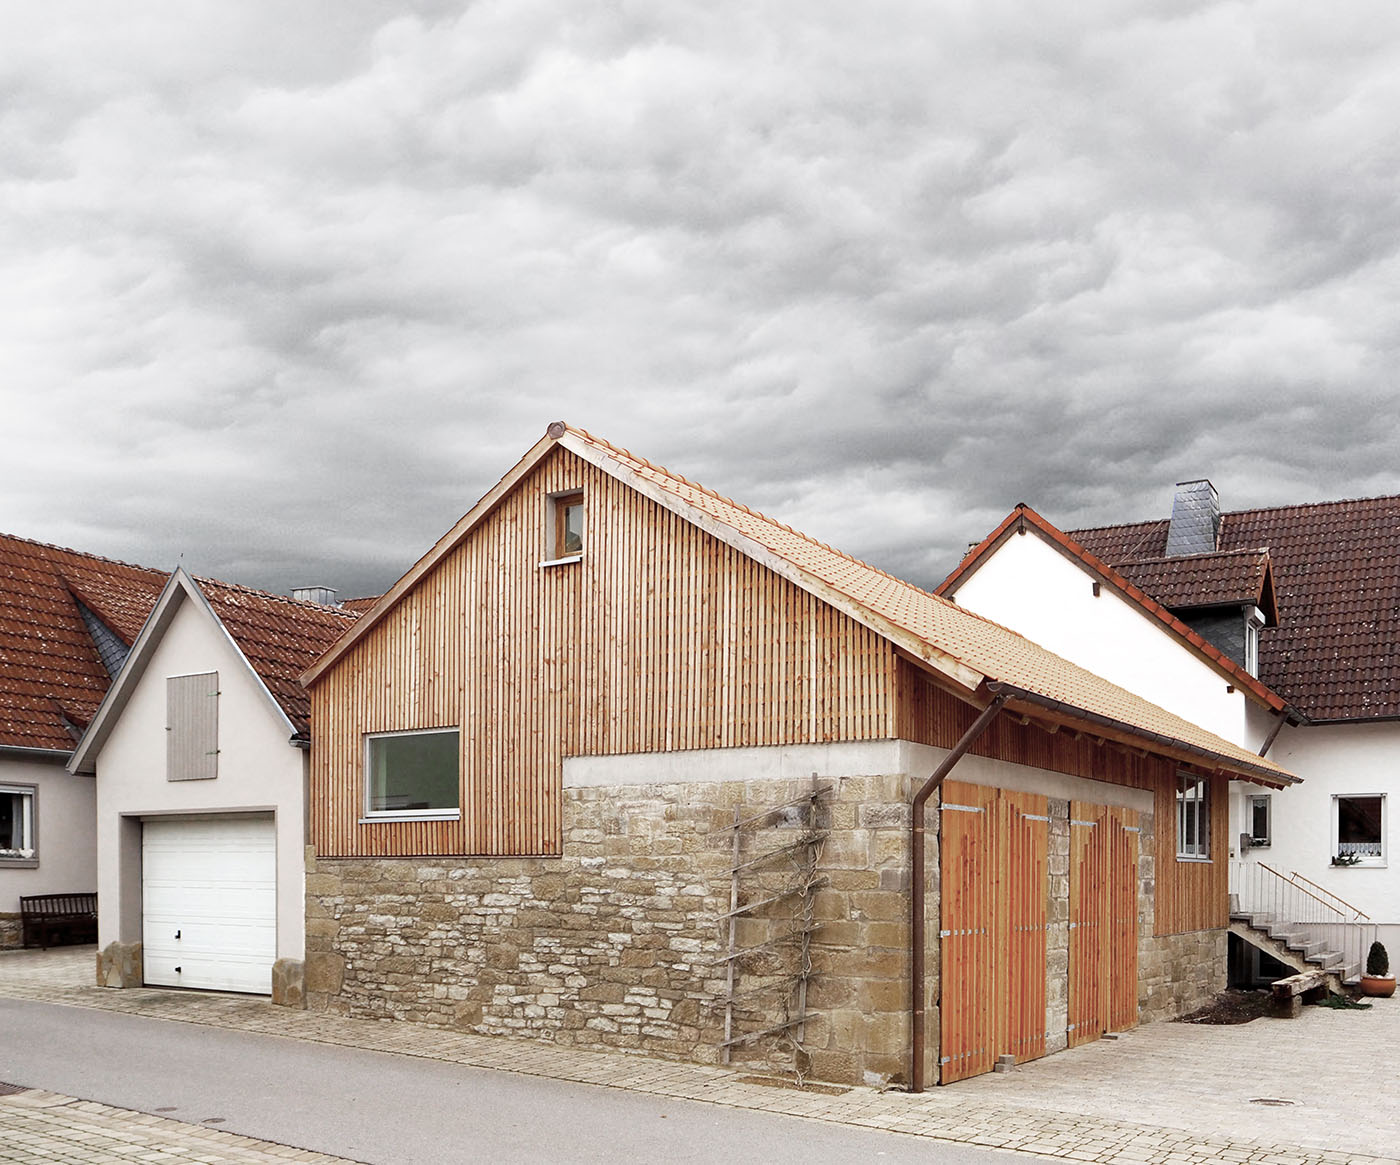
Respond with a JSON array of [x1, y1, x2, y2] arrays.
[[1360, 974, 1396, 998]]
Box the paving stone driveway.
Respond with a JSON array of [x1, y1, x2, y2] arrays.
[[0, 946, 1394, 1165]]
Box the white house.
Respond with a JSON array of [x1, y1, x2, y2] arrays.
[[0, 532, 166, 948], [1070, 485, 1400, 957], [69, 568, 357, 1003]]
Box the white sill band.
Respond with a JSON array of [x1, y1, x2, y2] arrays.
[[539, 555, 583, 568]]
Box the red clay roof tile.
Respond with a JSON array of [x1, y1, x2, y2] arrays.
[[0, 533, 167, 752]]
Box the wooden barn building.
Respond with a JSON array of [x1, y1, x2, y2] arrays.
[[299, 423, 1296, 1088]]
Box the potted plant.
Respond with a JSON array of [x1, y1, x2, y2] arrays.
[[1360, 940, 1396, 998]]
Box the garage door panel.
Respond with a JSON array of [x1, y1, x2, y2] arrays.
[[142, 817, 276, 995]]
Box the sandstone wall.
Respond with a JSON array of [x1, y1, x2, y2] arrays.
[[306, 773, 915, 1087], [305, 765, 1225, 1087], [0, 913, 19, 949]]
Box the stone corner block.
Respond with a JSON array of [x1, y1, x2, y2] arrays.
[[271, 958, 306, 1009], [96, 941, 143, 988]]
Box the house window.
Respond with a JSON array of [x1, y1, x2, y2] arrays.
[[0, 785, 36, 864], [547, 491, 584, 562], [364, 728, 461, 820], [167, 672, 219, 781], [1244, 615, 1262, 677], [1248, 794, 1271, 847], [1333, 794, 1385, 866], [1177, 774, 1210, 860]]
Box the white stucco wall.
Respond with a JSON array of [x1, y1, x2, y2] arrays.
[[948, 531, 1256, 747], [91, 593, 306, 962], [0, 753, 97, 914], [1232, 720, 1399, 932]]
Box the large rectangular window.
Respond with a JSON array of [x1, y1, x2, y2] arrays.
[[364, 728, 460, 820], [0, 784, 36, 864], [1334, 794, 1385, 866], [1177, 774, 1210, 860]]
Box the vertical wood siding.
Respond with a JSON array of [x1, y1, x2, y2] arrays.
[[899, 664, 1221, 939], [938, 780, 1048, 1084], [1068, 801, 1139, 1048], [310, 449, 898, 857], [1151, 772, 1228, 935]]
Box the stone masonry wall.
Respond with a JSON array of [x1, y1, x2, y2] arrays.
[[0, 912, 20, 949], [306, 773, 915, 1088]]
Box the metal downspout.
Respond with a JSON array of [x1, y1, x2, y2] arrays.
[[909, 693, 1006, 1093]]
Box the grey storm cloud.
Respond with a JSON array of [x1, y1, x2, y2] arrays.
[[3, 1, 1400, 599]]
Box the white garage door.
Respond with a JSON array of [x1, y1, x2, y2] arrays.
[[142, 816, 276, 995]]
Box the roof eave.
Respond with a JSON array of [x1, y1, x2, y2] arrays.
[[985, 681, 1300, 789]]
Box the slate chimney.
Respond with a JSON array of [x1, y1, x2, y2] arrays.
[[1165, 479, 1220, 556]]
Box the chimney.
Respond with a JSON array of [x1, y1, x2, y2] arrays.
[[291, 585, 339, 606], [1165, 480, 1220, 556]]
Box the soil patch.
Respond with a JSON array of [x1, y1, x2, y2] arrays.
[[1176, 989, 1272, 1025]]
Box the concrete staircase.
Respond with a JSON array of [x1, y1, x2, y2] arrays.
[[1228, 900, 1359, 994]]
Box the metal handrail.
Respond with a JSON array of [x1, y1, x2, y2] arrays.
[[1282, 868, 1371, 922], [1233, 859, 1377, 985], [1256, 862, 1349, 918]]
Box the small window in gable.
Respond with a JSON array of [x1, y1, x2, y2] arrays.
[[364, 728, 460, 820], [167, 672, 219, 781], [0, 784, 37, 864], [546, 490, 584, 563]]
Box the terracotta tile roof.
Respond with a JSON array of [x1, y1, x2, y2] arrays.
[[0, 533, 167, 752], [195, 578, 359, 738], [338, 596, 381, 615], [935, 506, 1286, 712], [561, 429, 1295, 784], [1072, 495, 1400, 722]]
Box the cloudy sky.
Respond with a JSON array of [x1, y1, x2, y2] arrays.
[[4, 2, 1399, 599]]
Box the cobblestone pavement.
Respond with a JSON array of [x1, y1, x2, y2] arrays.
[[0, 1088, 357, 1164], [0, 947, 1393, 1165]]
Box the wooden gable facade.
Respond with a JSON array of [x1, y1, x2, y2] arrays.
[[307, 436, 1231, 935], [309, 445, 899, 858]]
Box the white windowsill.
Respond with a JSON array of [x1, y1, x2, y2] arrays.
[[539, 555, 583, 568], [359, 811, 461, 824], [1176, 855, 1212, 863]]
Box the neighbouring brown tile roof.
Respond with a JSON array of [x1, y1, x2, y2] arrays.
[[0, 533, 167, 752], [338, 596, 381, 615], [1072, 495, 1400, 722], [1113, 548, 1278, 623], [195, 579, 359, 738], [556, 430, 1293, 783]]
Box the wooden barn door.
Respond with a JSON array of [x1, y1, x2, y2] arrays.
[[939, 781, 995, 1083], [939, 782, 1049, 1084], [1069, 802, 1139, 1047]]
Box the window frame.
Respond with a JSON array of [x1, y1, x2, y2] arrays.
[[1247, 793, 1271, 848], [542, 489, 585, 567], [361, 727, 462, 823], [1176, 772, 1211, 861], [0, 782, 38, 867], [1332, 792, 1386, 868], [1243, 615, 1262, 677]]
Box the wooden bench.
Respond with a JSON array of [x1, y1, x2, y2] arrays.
[[1269, 969, 1330, 1018], [20, 893, 97, 950]]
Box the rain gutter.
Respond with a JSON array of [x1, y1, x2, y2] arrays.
[[909, 693, 1005, 1094]]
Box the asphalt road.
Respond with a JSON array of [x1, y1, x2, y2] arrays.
[[0, 997, 1052, 1164]]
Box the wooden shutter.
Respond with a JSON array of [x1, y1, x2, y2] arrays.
[[167, 672, 219, 781]]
